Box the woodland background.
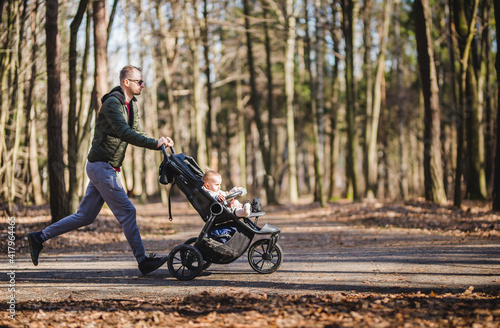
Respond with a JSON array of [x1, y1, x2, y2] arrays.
[[1, 0, 500, 221]]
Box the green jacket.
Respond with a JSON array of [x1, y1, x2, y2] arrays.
[[87, 86, 158, 168]]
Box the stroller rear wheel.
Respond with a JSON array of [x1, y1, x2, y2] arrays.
[[184, 237, 212, 270], [167, 245, 203, 281], [248, 239, 283, 274]]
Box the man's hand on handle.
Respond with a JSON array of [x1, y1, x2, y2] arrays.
[[157, 136, 174, 148]]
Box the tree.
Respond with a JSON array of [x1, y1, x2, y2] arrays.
[[203, 0, 215, 169], [76, 7, 92, 196], [93, 0, 108, 113], [2, 0, 498, 210], [480, 1, 494, 190], [186, 0, 207, 167], [68, 0, 89, 213], [413, 0, 447, 204], [361, 0, 374, 198], [365, 0, 393, 198], [285, 0, 299, 202], [453, 0, 481, 205], [313, 0, 326, 206], [327, 0, 341, 201], [156, 0, 180, 144], [27, 0, 43, 206], [492, 0, 500, 211], [341, 0, 361, 200], [395, 0, 408, 199], [46, 0, 68, 221], [263, 0, 278, 204]]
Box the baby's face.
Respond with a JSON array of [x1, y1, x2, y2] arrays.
[[205, 176, 222, 192]]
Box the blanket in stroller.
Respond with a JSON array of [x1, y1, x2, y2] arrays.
[[207, 224, 237, 244]]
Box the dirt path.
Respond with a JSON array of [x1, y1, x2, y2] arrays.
[[7, 200, 500, 299], [3, 200, 500, 326]]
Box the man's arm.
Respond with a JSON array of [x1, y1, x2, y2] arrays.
[[127, 101, 174, 148], [103, 98, 158, 149]]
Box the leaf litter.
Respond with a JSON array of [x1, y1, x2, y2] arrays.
[[3, 290, 500, 327], [2, 199, 499, 327]]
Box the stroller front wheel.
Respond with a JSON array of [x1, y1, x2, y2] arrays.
[[248, 239, 283, 274], [167, 245, 203, 281], [184, 237, 212, 270]]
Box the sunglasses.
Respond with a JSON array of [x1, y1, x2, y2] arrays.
[[128, 79, 145, 86]]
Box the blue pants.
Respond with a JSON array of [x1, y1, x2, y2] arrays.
[[43, 161, 146, 262]]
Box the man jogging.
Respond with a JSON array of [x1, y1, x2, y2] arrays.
[[28, 65, 173, 275]]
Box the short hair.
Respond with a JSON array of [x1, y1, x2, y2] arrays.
[[202, 170, 221, 182], [119, 65, 142, 83]]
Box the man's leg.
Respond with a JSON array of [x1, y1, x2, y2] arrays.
[[86, 161, 167, 274], [85, 161, 146, 261], [28, 163, 105, 265], [42, 181, 104, 239]]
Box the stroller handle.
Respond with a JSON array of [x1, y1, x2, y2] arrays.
[[160, 144, 176, 158]]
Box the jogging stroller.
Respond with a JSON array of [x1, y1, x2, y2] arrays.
[[159, 145, 283, 281]]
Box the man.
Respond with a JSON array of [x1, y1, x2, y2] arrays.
[[28, 65, 173, 275]]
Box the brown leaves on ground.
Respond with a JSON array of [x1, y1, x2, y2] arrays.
[[3, 198, 500, 256], [0, 205, 175, 255], [4, 290, 500, 327], [270, 198, 500, 240], [2, 199, 499, 327]]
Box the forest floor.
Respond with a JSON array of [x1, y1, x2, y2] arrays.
[[2, 198, 500, 327]]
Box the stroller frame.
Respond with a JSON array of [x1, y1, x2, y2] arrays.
[[159, 146, 283, 280]]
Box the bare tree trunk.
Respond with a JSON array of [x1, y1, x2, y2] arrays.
[[453, 0, 480, 206], [203, 0, 216, 168], [68, 0, 89, 213], [300, 0, 325, 204], [29, 106, 43, 205], [9, 0, 25, 211], [304, 1, 316, 199], [107, 0, 118, 39], [414, 0, 447, 204], [480, 0, 493, 192], [263, 2, 277, 204], [156, 1, 181, 204], [0, 3, 11, 203], [46, 0, 68, 221], [465, 46, 486, 200], [135, 0, 147, 203], [328, 0, 341, 201], [26, 0, 43, 205], [93, 0, 108, 114], [395, 0, 408, 200], [76, 7, 92, 196], [236, 49, 247, 187], [362, 0, 373, 198], [157, 1, 179, 141], [312, 0, 326, 206], [285, 0, 299, 202], [244, 0, 275, 200], [0, 0, 5, 23], [186, 0, 207, 166], [445, 0, 458, 199], [492, 0, 500, 210], [6, 0, 27, 211], [342, 0, 361, 200], [366, 0, 392, 198]]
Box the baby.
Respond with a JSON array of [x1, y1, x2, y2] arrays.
[[202, 170, 251, 217]]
